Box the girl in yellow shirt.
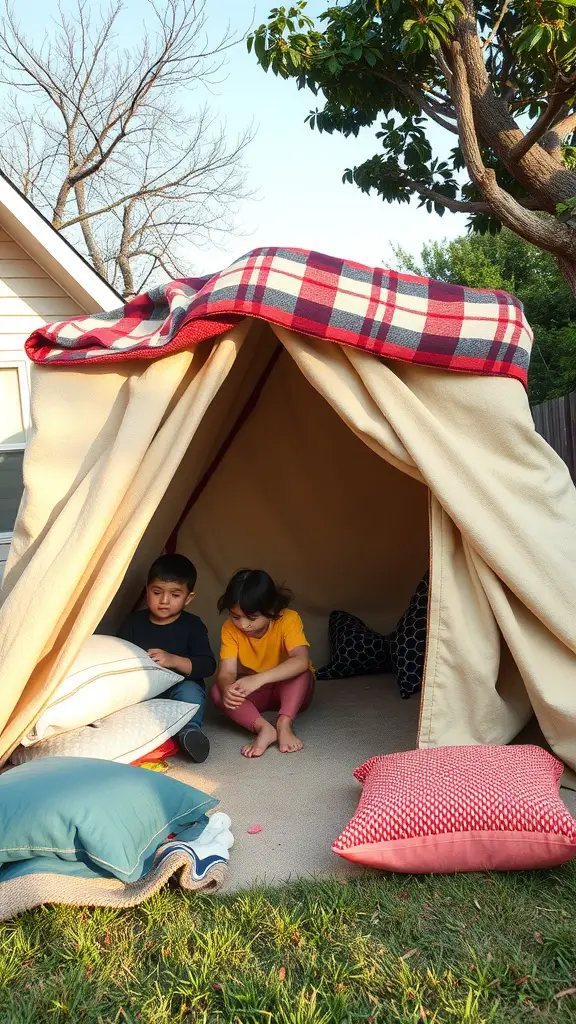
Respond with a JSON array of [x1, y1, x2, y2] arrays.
[[212, 569, 314, 758]]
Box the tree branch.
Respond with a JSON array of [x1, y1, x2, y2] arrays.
[[400, 175, 543, 215], [456, 0, 576, 208], [481, 0, 510, 52], [375, 70, 458, 134], [509, 90, 571, 162], [435, 50, 453, 87], [545, 110, 576, 146], [421, 85, 454, 110], [74, 178, 107, 279], [450, 39, 576, 260], [497, 31, 516, 109]]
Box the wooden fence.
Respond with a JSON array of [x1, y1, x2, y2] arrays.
[[532, 391, 576, 482]]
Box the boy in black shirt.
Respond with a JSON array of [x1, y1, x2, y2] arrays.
[[118, 554, 215, 763]]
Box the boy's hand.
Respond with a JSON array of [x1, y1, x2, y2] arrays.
[[222, 681, 246, 710], [147, 649, 174, 670]]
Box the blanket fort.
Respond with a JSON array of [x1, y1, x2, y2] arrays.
[[25, 247, 532, 385], [1, 246, 576, 788]]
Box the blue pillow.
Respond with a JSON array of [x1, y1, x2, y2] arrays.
[[0, 757, 218, 883]]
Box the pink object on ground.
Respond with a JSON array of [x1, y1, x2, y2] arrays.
[[247, 826, 263, 835], [332, 745, 576, 874], [211, 671, 314, 731]]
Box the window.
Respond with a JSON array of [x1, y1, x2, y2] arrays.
[[0, 366, 26, 444], [0, 450, 24, 534], [0, 363, 29, 541]]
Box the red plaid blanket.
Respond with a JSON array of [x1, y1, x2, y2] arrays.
[[26, 247, 532, 386]]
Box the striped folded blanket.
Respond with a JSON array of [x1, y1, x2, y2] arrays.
[[24, 247, 532, 387]]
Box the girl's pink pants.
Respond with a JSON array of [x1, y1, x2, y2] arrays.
[[211, 670, 314, 731]]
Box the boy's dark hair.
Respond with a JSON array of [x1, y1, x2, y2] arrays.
[[147, 554, 197, 592], [218, 569, 292, 619]]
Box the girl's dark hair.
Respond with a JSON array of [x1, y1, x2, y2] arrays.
[[218, 569, 293, 619]]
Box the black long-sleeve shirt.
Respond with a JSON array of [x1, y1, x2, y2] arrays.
[[117, 610, 216, 681]]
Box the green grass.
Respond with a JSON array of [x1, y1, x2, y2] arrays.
[[1, 866, 576, 1023]]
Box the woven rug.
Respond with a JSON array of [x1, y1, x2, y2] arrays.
[[0, 766, 230, 920], [0, 840, 227, 921]]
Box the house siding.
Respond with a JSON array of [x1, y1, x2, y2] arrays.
[[0, 225, 84, 582], [0, 226, 84, 358]]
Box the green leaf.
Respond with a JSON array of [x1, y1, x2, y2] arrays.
[[540, 24, 554, 50], [516, 25, 544, 54], [428, 17, 452, 44], [246, 34, 254, 54], [557, 197, 576, 215], [402, 19, 416, 31], [254, 32, 267, 63]]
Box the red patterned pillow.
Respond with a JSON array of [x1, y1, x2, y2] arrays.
[[332, 745, 576, 873]]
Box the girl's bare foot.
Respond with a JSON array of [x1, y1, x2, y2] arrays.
[[242, 720, 277, 758], [277, 716, 304, 753]]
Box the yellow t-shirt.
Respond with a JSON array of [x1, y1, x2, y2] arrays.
[[220, 608, 311, 674]]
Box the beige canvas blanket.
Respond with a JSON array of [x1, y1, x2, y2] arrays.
[[1, 319, 576, 780]]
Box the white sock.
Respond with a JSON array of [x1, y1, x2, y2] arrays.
[[189, 812, 234, 861], [197, 812, 232, 843]]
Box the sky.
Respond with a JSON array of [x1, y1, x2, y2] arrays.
[[23, 0, 470, 276]]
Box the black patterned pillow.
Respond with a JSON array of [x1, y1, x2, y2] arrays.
[[316, 610, 391, 681], [389, 572, 429, 699]]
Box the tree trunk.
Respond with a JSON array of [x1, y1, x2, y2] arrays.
[[557, 256, 576, 297], [456, 3, 576, 211], [51, 179, 72, 230], [117, 204, 135, 299], [74, 181, 108, 282]]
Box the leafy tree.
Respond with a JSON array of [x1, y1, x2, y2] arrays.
[[249, 2, 576, 294], [393, 230, 576, 403]]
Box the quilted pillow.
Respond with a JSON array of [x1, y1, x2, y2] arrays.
[[388, 572, 429, 699], [11, 699, 198, 766], [23, 635, 184, 746], [332, 745, 576, 873], [316, 610, 391, 680]]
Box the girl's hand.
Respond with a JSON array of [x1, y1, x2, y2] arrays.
[[148, 649, 174, 669], [236, 676, 261, 697], [223, 682, 246, 710]]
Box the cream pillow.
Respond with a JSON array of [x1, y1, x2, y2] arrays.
[[12, 699, 198, 765], [23, 635, 184, 746]]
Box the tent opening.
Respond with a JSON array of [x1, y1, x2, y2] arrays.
[[95, 326, 430, 884], [102, 325, 430, 681]]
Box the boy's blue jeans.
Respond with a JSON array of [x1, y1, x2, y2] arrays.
[[162, 679, 206, 730]]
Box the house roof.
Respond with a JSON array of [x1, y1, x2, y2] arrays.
[[0, 169, 122, 312]]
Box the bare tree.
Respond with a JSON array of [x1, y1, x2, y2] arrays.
[[0, 0, 252, 296]]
